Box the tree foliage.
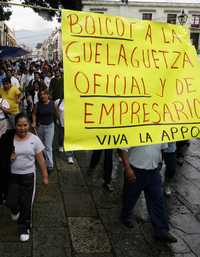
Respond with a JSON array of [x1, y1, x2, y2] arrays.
[[22, 0, 82, 21], [0, 1, 12, 21], [35, 42, 42, 49], [0, 0, 82, 21]]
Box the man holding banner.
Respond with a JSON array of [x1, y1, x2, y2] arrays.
[[61, 8, 200, 245], [119, 144, 177, 243]]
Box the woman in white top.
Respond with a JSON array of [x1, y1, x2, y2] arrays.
[[6, 112, 48, 242]]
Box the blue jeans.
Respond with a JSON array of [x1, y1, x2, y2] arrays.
[[37, 123, 54, 169], [121, 167, 169, 236]]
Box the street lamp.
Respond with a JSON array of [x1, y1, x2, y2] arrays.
[[57, 1, 62, 22], [178, 10, 188, 25], [4, 25, 8, 46]]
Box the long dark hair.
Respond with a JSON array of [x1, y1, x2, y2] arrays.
[[15, 112, 30, 126]]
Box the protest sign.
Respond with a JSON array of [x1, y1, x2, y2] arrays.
[[62, 9, 200, 150]]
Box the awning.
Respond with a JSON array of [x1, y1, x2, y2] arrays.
[[0, 46, 30, 59]]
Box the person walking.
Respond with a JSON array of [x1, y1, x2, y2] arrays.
[[6, 69, 20, 89], [1, 112, 48, 242], [88, 149, 113, 191], [0, 77, 21, 128], [119, 144, 177, 243], [49, 70, 63, 101], [55, 95, 74, 164], [44, 71, 52, 89], [0, 127, 14, 205], [32, 88, 56, 173], [26, 72, 45, 116]]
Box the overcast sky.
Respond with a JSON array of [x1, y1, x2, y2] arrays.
[[6, 0, 58, 31]]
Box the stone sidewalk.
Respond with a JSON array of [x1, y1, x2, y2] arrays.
[[0, 139, 200, 257]]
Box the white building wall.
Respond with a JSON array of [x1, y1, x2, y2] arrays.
[[82, 0, 200, 51], [0, 21, 16, 47], [52, 29, 62, 62]]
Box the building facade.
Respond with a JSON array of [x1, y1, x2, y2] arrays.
[[41, 28, 62, 62], [82, 0, 200, 51], [52, 28, 62, 62], [0, 21, 16, 47]]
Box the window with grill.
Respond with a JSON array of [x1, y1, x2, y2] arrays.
[[142, 13, 152, 20], [191, 15, 200, 28], [167, 14, 177, 24]]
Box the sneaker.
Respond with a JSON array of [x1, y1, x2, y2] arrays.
[[11, 212, 20, 221], [20, 229, 30, 242], [103, 183, 114, 192], [67, 157, 74, 164], [58, 146, 64, 152], [165, 185, 172, 196], [177, 156, 184, 166], [155, 232, 178, 243]]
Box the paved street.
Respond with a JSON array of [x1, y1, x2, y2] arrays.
[[0, 139, 200, 257]]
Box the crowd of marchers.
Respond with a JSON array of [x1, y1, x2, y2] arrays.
[[0, 59, 73, 242], [0, 58, 189, 244]]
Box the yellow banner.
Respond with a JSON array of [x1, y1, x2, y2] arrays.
[[62, 9, 200, 150]]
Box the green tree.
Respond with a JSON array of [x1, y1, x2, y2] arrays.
[[0, 1, 12, 21], [0, 0, 82, 21], [22, 0, 82, 21], [36, 42, 42, 49]]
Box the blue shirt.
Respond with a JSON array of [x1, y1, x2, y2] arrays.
[[0, 74, 6, 87]]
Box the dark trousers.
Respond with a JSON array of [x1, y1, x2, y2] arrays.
[[58, 125, 64, 147], [176, 141, 189, 158], [0, 173, 9, 204], [89, 149, 113, 184], [6, 173, 34, 233], [121, 167, 169, 236], [57, 125, 73, 157], [163, 152, 176, 181]]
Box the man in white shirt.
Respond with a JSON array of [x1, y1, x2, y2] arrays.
[[119, 144, 177, 243], [7, 69, 20, 88], [44, 71, 52, 89]]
